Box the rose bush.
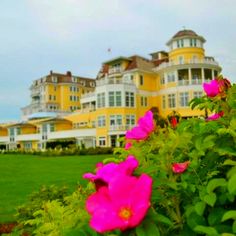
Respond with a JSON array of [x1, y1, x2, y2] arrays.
[[14, 76, 236, 236]]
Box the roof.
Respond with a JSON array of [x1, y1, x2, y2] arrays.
[[166, 29, 206, 45], [103, 56, 132, 65], [31, 71, 95, 88], [172, 29, 198, 38], [125, 55, 154, 71]]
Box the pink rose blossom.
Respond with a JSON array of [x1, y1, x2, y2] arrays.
[[206, 111, 224, 121], [86, 173, 152, 233], [203, 79, 220, 97], [172, 161, 190, 174], [83, 155, 138, 184], [125, 142, 132, 150], [125, 111, 154, 140]]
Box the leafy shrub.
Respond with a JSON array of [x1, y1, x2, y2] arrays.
[[15, 185, 68, 234], [14, 77, 236, 235]]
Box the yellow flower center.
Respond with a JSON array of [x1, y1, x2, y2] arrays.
[[119, 207, 133, 220]]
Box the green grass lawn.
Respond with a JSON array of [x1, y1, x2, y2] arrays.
[[0, 154, 111, 223]]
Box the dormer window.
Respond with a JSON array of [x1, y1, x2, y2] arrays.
[[52, 76, 57, 83], [72, 76, 78, 83]]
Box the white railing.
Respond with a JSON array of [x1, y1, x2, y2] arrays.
[[48, 128, 96, 139], [108, 67, 124, 74], [16, 134, 41, 141], [81, 92, 95, 99], [109, 125, 134, 131], [178, 80, 190, 86], [155, 58, 219, 71], [96, 78, 135, 87], [191, 79, 202, 85], [0, 136, 8, 143]]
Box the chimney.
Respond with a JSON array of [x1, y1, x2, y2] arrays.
[[50, 70, 53, 75], [66, 71, 72, 76]]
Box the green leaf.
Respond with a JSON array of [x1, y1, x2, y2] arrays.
[[233, 220, 236, 234], [208, 208, 226, 226], [228, 174, 236, 194], [207, 178, 227, 193], [222, 210, 236, 222], [154, 213, 173, 226], [187, 212, 206, 230], [194, 225, 219, 235], [136, 220, 160, 236], [223, 160, 236, 166], [194, 202, 206, 216], [204, 193, 217, 207]]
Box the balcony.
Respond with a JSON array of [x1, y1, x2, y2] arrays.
[[178, 80, 189, 86], [191, 79, 202, 85], [108, 67, 124, 75], [96, 78, 135, 87], [155, 58, 220, 71], [109, 125, 134, 132], [16, 134, 41, 141], [0, 136, 8, 143], [48, 128, 96, 140]]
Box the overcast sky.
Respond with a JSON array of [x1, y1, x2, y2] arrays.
[[0, 0, 236, 122]]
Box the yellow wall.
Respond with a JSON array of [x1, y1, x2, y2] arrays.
[[0, 128, 8, 136], [169, 47, 205, 62]]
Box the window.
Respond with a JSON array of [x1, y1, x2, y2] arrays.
[[98, 137, 106, 146], [168, 94, 176, 108], [49, 95, 52, 100], [141, 96, 148, 107], [72, 77, 77, 83], [97, 116, 106, 127], [52, 76, 57, 83], [193, 91, 203, 98], [16, 127, 21, 135], [126, 115, 135, 125], [97, 92, 105, 108], [109, 91, 121, 107], [110, 115, 122, 126], [180, 92, 189, 107], [139, 75, 144, 85], [161, 76, 165, 85], [53, 95, 56, 101], [179, 56, 184, 64], [177, 40, 184, 48], [125, 92, 135, 107], [54, 86, 57, 91], [190, 38, 197, 47], [162, 95, 166, 109], [50, 124, 55, 132], [167, 72, 175, 82], [42, 124, 47, 133]]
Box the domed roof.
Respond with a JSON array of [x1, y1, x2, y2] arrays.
[[166, 29, 206, 45], [172, 29, 198, 39]]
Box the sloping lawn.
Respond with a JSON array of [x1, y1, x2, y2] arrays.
[[0, 154, 110, 223]]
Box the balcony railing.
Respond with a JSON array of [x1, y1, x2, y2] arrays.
[[155, 58, 220, 71], [96, 78, 135, 86], [178, 80, 189, 86], [191, 79, 202, 85], [109, 125, 134, 131], [108, 67, 124, 74]]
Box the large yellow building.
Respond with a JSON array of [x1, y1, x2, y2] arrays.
[[0, 29, 222, 150], [21, 70, 95, 120]]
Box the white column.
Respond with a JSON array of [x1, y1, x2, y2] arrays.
[[211, 69, 214, 80], [201, 68, 205, 82], [188, 68, 192, 85]]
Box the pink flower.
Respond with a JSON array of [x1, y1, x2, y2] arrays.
[[125, 142, 132, 150], [206, 111, 224, 121], [172, 161, 190, 174], [86, 173, 152, 233], [83, 155, 138, 184], [203, 79, 220, 97], [125, 111, 154, 140]]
